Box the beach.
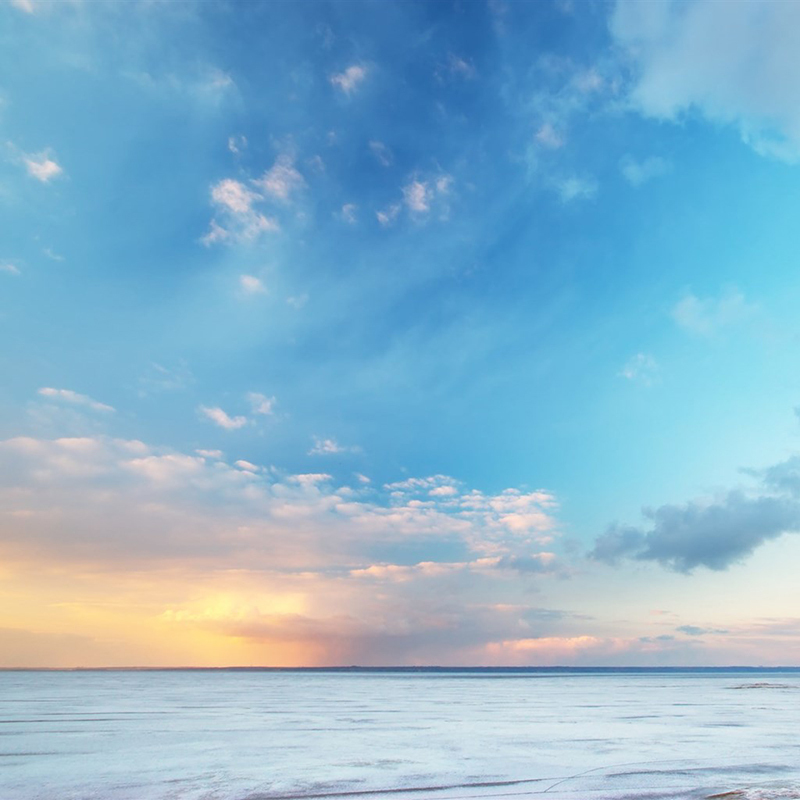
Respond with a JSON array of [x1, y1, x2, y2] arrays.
[[2, 669, 800, 800]]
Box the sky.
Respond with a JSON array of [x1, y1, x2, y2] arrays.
[[3, 0, 800, 668]]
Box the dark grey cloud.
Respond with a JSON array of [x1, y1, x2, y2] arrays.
[[592, 490, 800, 572]]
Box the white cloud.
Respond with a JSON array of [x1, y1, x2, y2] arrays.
[[211, 178, 259, 214], [369, 141, 393, 166], [23, 151, 63, 183], [37, 388, 114, 413], [618, 353, 659, 386], [672, 288, 756, 337], [447, 54, 476, 80], [309, 436, 358, 456], [228, 135, 247, 154], [555, 176, 598, 203], [198, 406, 248, 430], [239, 274, 266, 295], [330, 64, 367, 94], [196, 449, 224, 459], [204, 179, 279, 245], [620, 155, 671, 186], [376, 204, 401, 227], [235, 459, 259, 473], [254, 155, 305, 202], [340, 203, 358, 224], [535, 123, 565, 149], [1, 262, 20, 276], [612, 0, 800, 161], [247, 392, 275, 416], [286, 294, 308, 309], [403, 180, 431, 213]]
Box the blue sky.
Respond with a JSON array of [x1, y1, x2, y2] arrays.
[[3, 0, 800, 666]]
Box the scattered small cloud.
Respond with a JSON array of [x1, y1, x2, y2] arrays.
[[37, 388, 114, 413], [23, 151, 63, 183], [555, 176, 597, 203], [535, 123, 565, 149], [198, 406, 248, 430], [309, 436, 359, 456], [369, 141, 393, 166], [228, 135, 247, 154], [43, 247, 63, 262], [10, 0, 35, 12], [402, 180, 431, 213], [376, 203, 401, 227], [286, 294, 308, 309], [247, 392, 275, 416], [672, 288, 756, 337], [1, 262, 20, 276], [203, 178, 279, 245], [254, 155, 304, 202], [330, 64, 367, 94], [235, 459, 259, 472], [196, 449, 224, 459], [239, 274, 267, 295], [620, 155, 671, 186], [340, 203, 358, 224], [446, 54, 476, 80], [618, 353, 659, 386], [677, 625, 729, 637]]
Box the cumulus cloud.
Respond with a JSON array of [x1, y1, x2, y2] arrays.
[[198, 406, 248, 430], [330, 64, 367, 94], [23, 151, 63, 182], [612, 0, 800, 161], [37, 387, 114, 413], [672, 288, 756, 337]]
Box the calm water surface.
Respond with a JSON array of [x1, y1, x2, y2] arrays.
[[1, 670, 800, 800]]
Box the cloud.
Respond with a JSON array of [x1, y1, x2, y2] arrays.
[[677, 625, 728, 636], [612, 0, 800, 161], [10, 0, 35, 12], [619, 155, 671, 186], [618, 353, 659, 385], [1, 262, 20, 276], [330, 64, 367, 94], [239, 274, 266, 295], [247, 392, 275, 416], [402, 180, 431, 213], [340, 203, 357, 224], [228, 135, 247, 154], [37, 388, 114, 413], [309, 436, 358, 456], [396, 173, 453, 219], [592, 491, 800, 572], [369, 141, 393, 166], [203, 179, 279, 245], [198, 406, 248, 430], [253, 155, 304, 202], [554, 176, 597, 203], [445, 54, 476, 80], [672, 287, 756, 336], [534, 123, 565, 149], [23, 151, 63, 182], [376, 204, 401, 227]]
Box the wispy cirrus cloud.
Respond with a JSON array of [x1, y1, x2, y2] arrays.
[[37, 387, 114, 413]]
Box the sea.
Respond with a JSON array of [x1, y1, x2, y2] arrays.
[[2, 668, 800, 800]]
